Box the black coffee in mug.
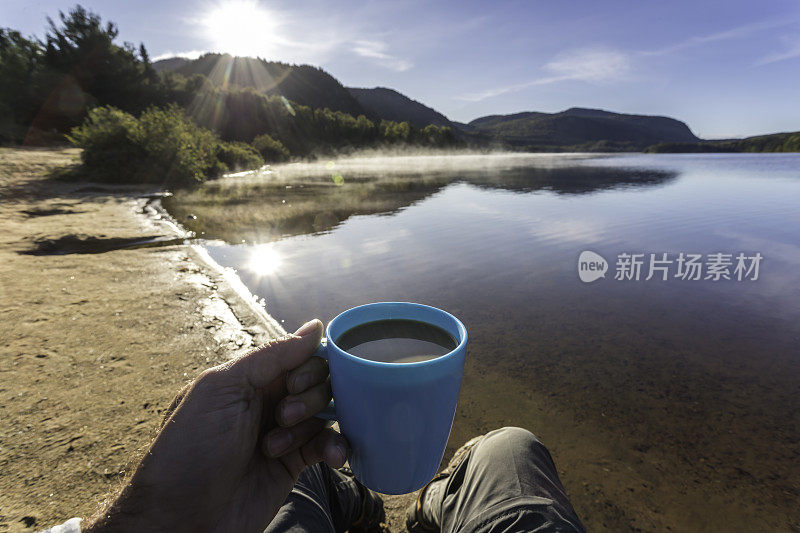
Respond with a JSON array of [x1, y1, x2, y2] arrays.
[[336, 319, 457, 363]]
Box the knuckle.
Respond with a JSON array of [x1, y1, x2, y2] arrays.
[[195, 367, 226, 388], [256, 336, 295, 359], [270, 334, 295, 346], [197, 368, 218, 381]]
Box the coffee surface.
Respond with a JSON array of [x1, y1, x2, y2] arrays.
[[336, 319, 456, 363]]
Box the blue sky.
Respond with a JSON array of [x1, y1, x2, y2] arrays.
[[4, 0, 800, 138]]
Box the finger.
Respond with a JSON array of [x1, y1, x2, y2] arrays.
[[276, 428, 348, 479], [301, 427, 349, 470], [262, 417, 326, 457], [228, 319, 323, 390], [277, 380, 332, 427], [286, 357, 329, 395]]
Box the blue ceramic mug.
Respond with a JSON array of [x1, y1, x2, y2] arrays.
[[313, 302, 467, 495]]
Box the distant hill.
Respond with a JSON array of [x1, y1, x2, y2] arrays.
[[153, 53, 368, 118], [151, 57, 189, 73], [468, 107, 699, 151], [347, 87, 453, 128], [645, 131, 800, 153]]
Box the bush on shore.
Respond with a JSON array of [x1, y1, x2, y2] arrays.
[[252, 133, 290, 162], [67, 105, 263, 186], [216, 141, 265, 172]]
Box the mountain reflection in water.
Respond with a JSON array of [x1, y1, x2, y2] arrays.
[[164, 154, 677, 243]]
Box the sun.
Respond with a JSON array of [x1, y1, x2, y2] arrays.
[[203, 0, 280, 57]]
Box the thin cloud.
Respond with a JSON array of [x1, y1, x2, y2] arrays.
[[152, 50, 207, 62], [640, 18, 794, 56], [458, 18, 796, 103], [755, 35, 800, 65], [544, 47, 631, 82], [351, 40, 413, 71], [458, 47, 630, 102], [458, 77, 565, 102]]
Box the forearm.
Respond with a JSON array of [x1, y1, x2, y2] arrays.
[[83, 465, 172, 533], [84, 484, 151, 532]]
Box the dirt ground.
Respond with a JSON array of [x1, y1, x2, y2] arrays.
[[0, 148, 413, 531]]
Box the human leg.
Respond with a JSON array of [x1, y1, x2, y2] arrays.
[[265, 463, 383, 533], [409, 427, 585, 533]]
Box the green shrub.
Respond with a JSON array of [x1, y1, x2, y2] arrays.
[[217, 141, 264, 172], [68, 104, 257, 186], [66, 106, 145, 181], [252, 133, 290, 162], [133, 105, 221, 185]]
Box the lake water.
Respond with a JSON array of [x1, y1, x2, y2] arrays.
[[164, 153, 800, 530]]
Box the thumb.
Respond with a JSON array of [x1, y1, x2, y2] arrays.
[[230, 319, 323, 389]]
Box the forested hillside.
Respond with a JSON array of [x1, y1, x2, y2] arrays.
[[155, 54, 368, 118], [348, 87, 452, 128]]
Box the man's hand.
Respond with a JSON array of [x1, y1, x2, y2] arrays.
[[87, 319, 347, 533]]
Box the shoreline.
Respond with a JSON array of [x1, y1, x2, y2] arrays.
[[141, 192, 287, 340]]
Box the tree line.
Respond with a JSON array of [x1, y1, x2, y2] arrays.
[[645, 133, 800, 153]]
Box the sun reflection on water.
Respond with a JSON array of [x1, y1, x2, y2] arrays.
[[246, 244, 283, 276]]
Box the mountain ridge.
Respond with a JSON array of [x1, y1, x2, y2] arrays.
[[153, 53, 369, 118], [153, 54, 789, 152], [347, 87, 453, 129], [467, 107, 699, 150]]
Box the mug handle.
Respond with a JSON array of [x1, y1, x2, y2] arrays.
[[313, 339, 338, 421]]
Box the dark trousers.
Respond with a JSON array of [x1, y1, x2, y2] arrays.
[[265, 427, 585, 533]]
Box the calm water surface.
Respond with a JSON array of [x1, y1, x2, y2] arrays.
[[197, 154, 800, 341], [167, 153, 800, 528]]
